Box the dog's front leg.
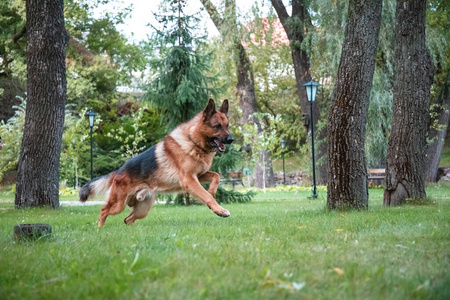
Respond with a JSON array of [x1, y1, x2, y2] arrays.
[[180, 174, 230, 218], [198, 171, 220, 196]]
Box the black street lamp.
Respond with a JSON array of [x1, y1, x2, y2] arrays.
[[281, 139, 286, 184], [304, 80, 319, 198], [86, 108, 97, 180]]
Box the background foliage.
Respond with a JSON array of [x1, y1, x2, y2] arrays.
[[0, 0, 449, 191]]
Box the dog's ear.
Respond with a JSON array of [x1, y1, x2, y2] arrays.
[[219, 99, 229, 115], [203, 98, 216, 121]]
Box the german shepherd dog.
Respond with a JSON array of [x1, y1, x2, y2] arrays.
[[80, 99, 233, 227]]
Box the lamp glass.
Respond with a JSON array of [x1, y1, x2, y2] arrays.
[[281, 139, 285, 149], [88, 115, 95, 127], [306, 86, 312, 102], [86, 108, 97, 128], [304, 81, 319, 102]]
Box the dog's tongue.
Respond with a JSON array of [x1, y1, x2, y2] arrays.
[[217, 142, 225, 152], [212, 139, 225, 152]]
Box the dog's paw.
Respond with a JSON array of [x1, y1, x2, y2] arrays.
[[136, 189, 150, 201], [214, 208, 230, 218]]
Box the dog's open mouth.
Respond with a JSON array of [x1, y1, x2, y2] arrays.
[[209, 138, 226, 153]]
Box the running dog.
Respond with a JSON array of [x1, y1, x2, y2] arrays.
[[80, 99, 234, 227]]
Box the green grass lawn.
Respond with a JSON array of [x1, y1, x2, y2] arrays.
[[0, 186, 449, 300]]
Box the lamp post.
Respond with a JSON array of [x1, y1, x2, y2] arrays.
[[281, 139, 286, 184], [304, 80, 319, 198], [86, 108, 97, 180]]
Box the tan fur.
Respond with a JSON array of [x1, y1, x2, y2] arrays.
[[88, 99, 232, 227]]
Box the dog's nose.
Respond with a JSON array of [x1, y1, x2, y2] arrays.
[[225, 134, 234, 144]]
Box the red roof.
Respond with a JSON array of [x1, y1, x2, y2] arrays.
[[242, 18, 289, 48]]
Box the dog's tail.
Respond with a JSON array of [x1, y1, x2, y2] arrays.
[[79, 174, 114, 202]]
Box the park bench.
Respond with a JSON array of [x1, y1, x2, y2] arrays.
[[220, 170, 245, 187], [368, 168, 385, 185]]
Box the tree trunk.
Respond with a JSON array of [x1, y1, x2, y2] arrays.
[[327, 0, 382, 210], [200, 0, 275, 188], [270, 0, 312, 127], [425, 70, 450, 182], [15, 0, 68, 208], [235, 42, 275, 188], [316, 122, 328, 185], [384, 0, 434, 206], [271, 0, 329, 185], [235, 42, 258, 124]]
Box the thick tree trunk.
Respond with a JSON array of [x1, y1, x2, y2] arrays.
[[15, 0, 68, 208], [327, 0, 382, 210], [425, 70, 450, 182], [384, 0, 434, 206]]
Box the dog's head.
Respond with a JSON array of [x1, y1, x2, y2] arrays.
[[201, 98, 234, 153]]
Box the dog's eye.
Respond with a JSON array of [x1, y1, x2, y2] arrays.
[[215, 124, 222, 129]]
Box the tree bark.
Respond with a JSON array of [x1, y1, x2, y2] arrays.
[[271, 0, 312, 129], [425, 70, 450, 182], [200, 0, 275, 188], [327, 0, 382, 210], [15, 0, 68, 208], [316, 122, 328, 185], [384, 0, 434, 206], [271, 0, 328, 184]]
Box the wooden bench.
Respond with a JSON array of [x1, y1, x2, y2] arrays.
[[368, 168, 385, 185], [220, 170, 244, 187]]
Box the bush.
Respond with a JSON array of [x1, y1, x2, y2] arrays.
[[215, 186, 254, 204], [162, 186, 254, 205]]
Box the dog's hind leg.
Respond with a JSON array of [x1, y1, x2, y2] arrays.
[[98, 176, 129, 227], [124, 192, 156, 225]]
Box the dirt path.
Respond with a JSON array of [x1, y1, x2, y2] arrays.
[[60, 201, 105, 206]]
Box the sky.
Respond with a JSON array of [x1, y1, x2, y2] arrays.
[[95, 0, 219, 43], [94, 0, 283, 43]]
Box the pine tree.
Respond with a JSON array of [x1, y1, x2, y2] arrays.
[[144, 0, 220, 131]]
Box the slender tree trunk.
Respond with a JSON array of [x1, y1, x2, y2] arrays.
[[291, 42, 313, 127], [271, 0, 312, 127], [316, 122, 328, 185], [384, 0, 434, 206], [235, 43, 258, 124], [235, 42, 275, 188], [271, 0, 328, 184], [200, 0, 275, 188], [15, 0, 68, 208], [327, 0, 382, 210], [425, 70, 450, 182], [185, 193, 191, 206]]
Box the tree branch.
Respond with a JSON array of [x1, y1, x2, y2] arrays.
[[304, 7, 313, 31], [292, 0, 303, 17], [292, 0, 313, 33], [271, 0, 290, 28], [199, 0, 224, 34], [67, 38, 95, 65], [12, 25, 27, 44]]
